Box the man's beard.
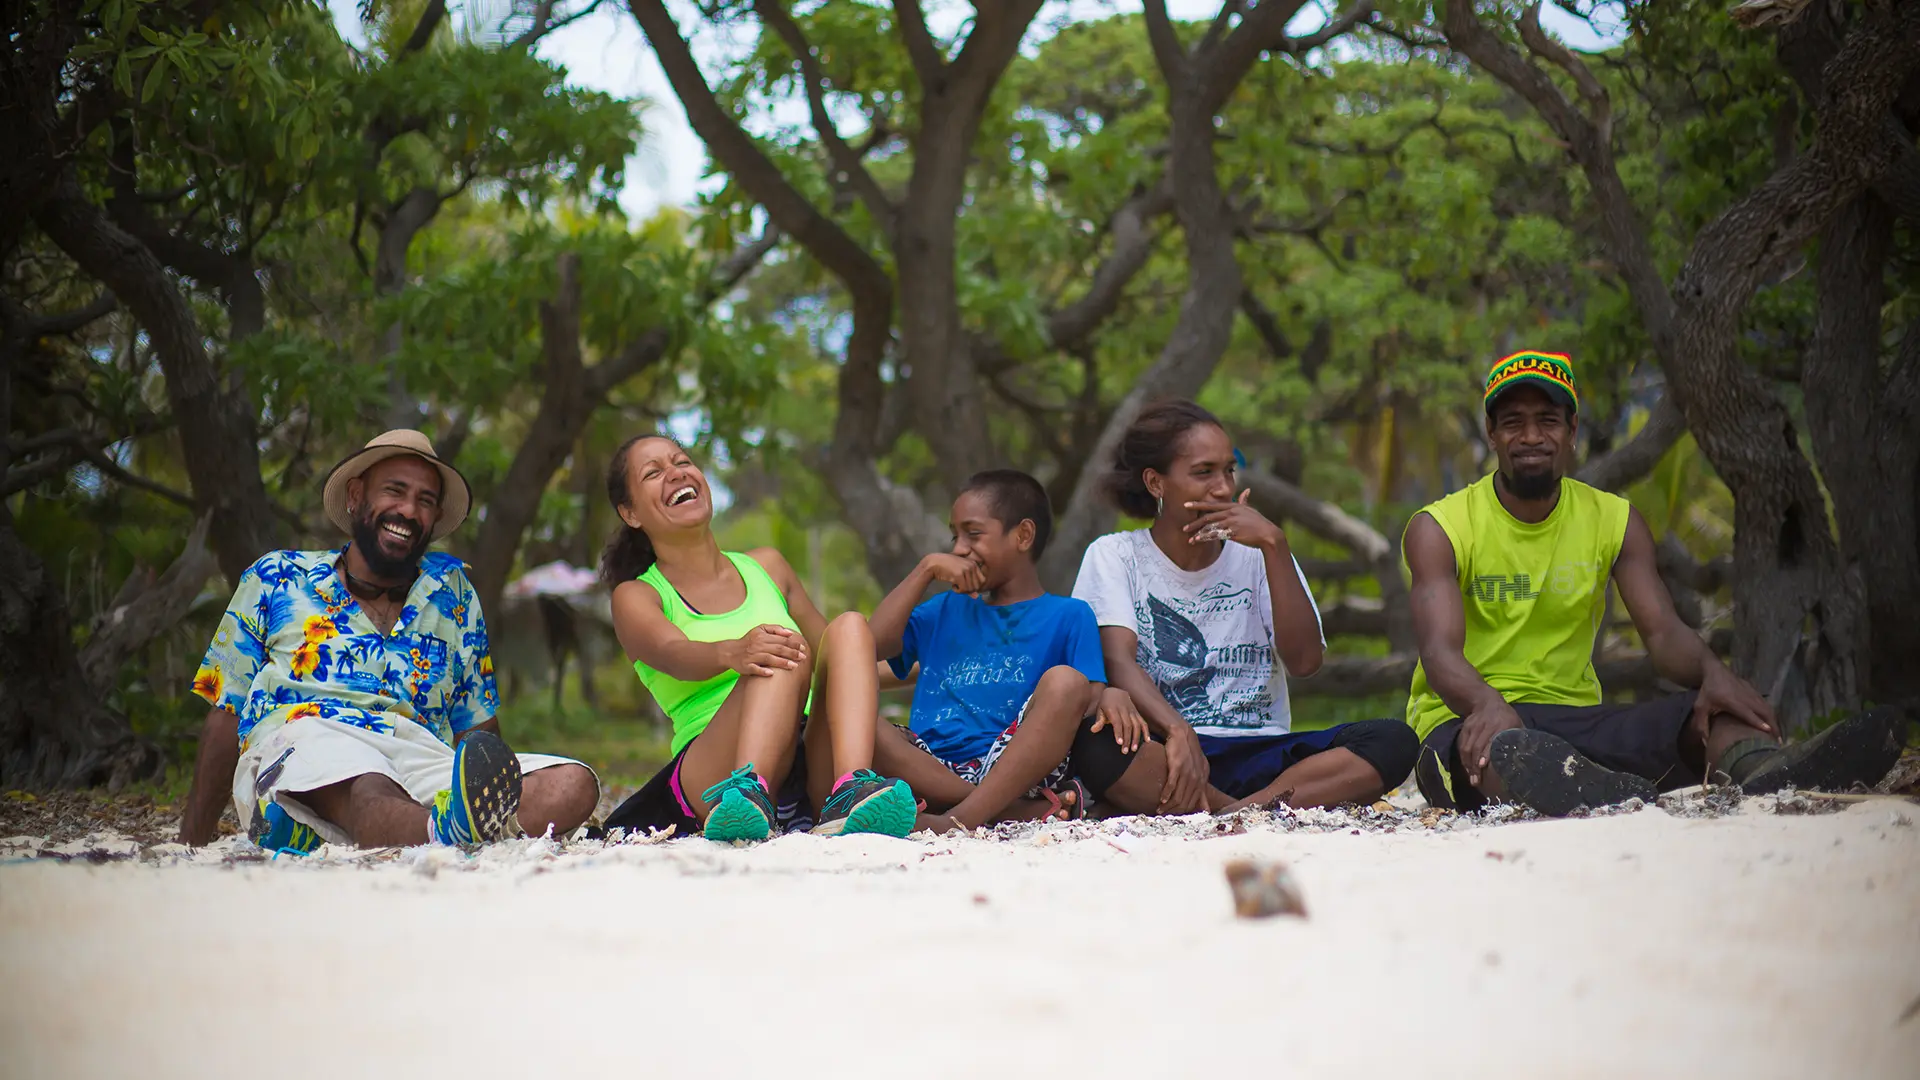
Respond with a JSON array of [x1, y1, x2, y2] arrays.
[[1501, 465, 1560, 501], [351, 508, 430, 579]]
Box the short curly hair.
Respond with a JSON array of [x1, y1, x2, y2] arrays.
[[959, 469, 1053, 558]]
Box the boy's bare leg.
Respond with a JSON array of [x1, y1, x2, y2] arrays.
[[873, 716, 1070, 831], [944, 666, 1088, 829], [873, 718, 974, 809]]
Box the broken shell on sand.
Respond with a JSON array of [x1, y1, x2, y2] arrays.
[[1225, 857, 1307, 919]]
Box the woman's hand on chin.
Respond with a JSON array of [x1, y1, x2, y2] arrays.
[[1180, 490, 1286, 550]]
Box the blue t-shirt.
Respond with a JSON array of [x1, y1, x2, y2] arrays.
[[887, 591, 1107, 764]]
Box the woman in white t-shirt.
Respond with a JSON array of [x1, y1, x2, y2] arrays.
[[1071, 400, 1418, 813]]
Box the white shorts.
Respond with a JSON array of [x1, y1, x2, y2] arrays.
[[232, 715, 595, 846]]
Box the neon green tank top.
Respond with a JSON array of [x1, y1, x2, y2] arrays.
[[632, 551, 801, 755], [1404, 474, 1630, 739]]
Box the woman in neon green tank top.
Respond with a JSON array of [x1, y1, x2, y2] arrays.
[[596, 435, 916, 842]]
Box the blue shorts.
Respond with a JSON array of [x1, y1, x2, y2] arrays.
[[1198, 719, 1419, 800]]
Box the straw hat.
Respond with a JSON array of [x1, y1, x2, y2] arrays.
[[321, 430, 471, 542]]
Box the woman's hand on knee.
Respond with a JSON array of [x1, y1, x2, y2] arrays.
[[722, 625, 808, 676]]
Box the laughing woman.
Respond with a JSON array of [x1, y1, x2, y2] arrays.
[[599, 434, 917, 841]]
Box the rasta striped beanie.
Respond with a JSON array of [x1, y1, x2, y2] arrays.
[[1483, 350, 1578, 415]]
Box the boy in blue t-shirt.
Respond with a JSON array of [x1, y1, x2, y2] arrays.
[[869, 470, 1178, 830]]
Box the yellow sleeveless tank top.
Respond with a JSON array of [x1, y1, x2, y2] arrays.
[[1404, 474, 1630, 739]]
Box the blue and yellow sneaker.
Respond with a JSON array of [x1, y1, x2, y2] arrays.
[[701, 764, 776, 843], [812, 770, 916, 838], [428, 730, 523, 848], [249, 797, 323, 856]]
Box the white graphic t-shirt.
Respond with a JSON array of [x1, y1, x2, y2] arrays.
[[1071, 530, 1323, 739]]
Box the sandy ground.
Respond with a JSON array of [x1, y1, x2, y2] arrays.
[[2, 793, 1918, 1080]]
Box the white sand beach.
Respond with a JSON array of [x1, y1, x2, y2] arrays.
[[3, 795, 1917, 1080]]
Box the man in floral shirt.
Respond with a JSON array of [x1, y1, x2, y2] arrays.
[[187, 430, 597, 852]]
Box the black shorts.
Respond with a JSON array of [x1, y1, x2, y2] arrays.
[[1196, 719, 1420, 800], [1415, 694, 1698, 812], [602, 736, 814, 838]]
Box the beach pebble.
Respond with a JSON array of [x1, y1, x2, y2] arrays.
[[1224, 858, 1307, 919]]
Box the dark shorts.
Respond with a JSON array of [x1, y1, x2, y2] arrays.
[[1198, 718, 1420, 801], [1415, 693, 1698, 812], [602, 735, 814, 838]]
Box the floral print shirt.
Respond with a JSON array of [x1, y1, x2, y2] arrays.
[[193, 548, 499, 750]]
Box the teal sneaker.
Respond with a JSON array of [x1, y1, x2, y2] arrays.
[[701, 764, 775, 843], [249, 797, 323, 856], [812, 770, 916, 838], [429, 731, 523, 848]]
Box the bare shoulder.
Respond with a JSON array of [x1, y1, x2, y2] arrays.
[[745, 546, 798, 586], [1403, 512, 1455, 578], [610, 577, 664, 614], [1614, 505, 1658, 565]]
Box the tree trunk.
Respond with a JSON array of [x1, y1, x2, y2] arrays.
[[1442, 0, 1920, 730], [1804, 193, 1920, 706], [375, 186, 445, 431], [0, 511, 164, 790], [888, 1, 1046, 489], [1044, 0, 1326, 585], [34, 173, 282, 582]]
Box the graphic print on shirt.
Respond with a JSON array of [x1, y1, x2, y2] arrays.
[[937, 651, 1036, 692], [1137, 585, 1275, 731]]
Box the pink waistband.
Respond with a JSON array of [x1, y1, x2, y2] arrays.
[[668, 754, 696, 818]]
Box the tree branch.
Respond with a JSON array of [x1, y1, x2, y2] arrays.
[[72, 441, 196, 507], [1576, 392, 1686, 492], [28, 293, 117, 337], [892, 0, 945, 82], [1239, 288, 1292, 359], [400, 0, 449, 55], [77, 512, 217, 691], [627, 0, 889, 301], [1241, 468, 1392, 563], [755, 0, 895, 235], [34, 172, 281, 579], [1205, 0, 1312, 115], [508, 0, 608, 50], [1277, 0, 1375, 54], [946, 0, 1047, 95], [1045, 175, 1175, 349], [1518, 3, 1610, 126], [1142, 0, 1190, 81]]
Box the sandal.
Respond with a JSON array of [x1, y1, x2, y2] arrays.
[[1039, 778, 1090, 821]]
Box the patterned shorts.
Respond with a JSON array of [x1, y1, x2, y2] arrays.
[[911, 694, 1074, 797]]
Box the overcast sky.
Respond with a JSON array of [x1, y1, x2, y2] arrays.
[[326, 1, 1624, 220]]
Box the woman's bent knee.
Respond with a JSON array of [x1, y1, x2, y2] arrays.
[[825, 610, 871, 639]]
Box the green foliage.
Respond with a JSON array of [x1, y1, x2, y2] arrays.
[[17, 0, 1860, 783]]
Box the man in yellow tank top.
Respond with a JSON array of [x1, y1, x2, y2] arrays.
[[1403, 352, 1901, 816]]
